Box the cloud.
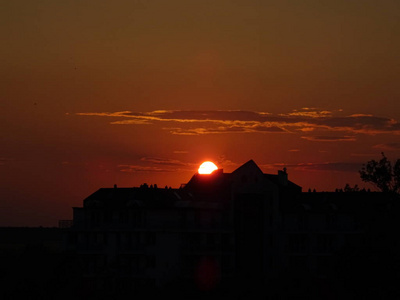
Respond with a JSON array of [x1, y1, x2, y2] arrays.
[[76, 111, 132, 117], [314, 115, 400, 134], [372, 143, 400, 151], [119, 157, 196, 173], [261, 161, 361, 173], [164, 125, 287, 135], [293, 162, 361, 172], [122, 154, 362, 174], [76, 108, 400, 137], [301, 135, 356, 142], [215, 155, 240, 169], [349, 114, 374, 117], [281, 109, 332, 118], [118, 165, 175, 173], [111, 119, 152, 125], [140, 157, 189, 166], [350, 153, 378, 157]]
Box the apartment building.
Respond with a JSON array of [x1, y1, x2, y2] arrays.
[[65, 159, 388, 298]]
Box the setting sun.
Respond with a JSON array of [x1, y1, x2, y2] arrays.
[[198, 161, 218, 174]]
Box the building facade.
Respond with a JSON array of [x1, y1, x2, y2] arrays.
[[65, 160, 391, 298]]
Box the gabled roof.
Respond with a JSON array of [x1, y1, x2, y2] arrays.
[[232, 159, 301, 191], [184, 159, 301, 194], [82, 160, 303, 209], [231, 159, 264, 176], [183, 169, 232, 203]]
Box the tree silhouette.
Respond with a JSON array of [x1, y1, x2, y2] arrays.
[[343, 183, 359, 192], [359, 152, 400, 193]]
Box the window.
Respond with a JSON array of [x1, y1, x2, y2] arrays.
[[96, 233, 104, 244], [222, 211, 230, 227], [222, 255, 233, 272], [146, 255, 156, 268], [195, 211, 201, 227], [288, 255, 308, 272], [326, 214, 337, 230], [179, 211, 187, 227], [286, 234, 308, 253], [222, 234, 231, 250], [145, 232, 156, 246], [266, 234, 273, 248], [317, 234, 334, 253], [207, 233, 216, 250], [68, 233, 77, 245], [317, 255, 332, 277], [297, 214, 308, 230]]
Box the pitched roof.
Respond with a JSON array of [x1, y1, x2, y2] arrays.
[[82, 160, 303, 208], [231, 159, 263, 175]]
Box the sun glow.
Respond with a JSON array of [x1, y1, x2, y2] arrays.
[[198, 161, 218, 174]]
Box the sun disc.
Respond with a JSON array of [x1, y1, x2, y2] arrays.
[[198, 161, 218, 174]]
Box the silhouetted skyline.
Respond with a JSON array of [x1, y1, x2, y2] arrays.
[[2, 0, 400, 227], [2, 161, 397, 299]]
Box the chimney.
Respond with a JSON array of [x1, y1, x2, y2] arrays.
[[214, 168, 223, 175], [278, 168, 288, 186]]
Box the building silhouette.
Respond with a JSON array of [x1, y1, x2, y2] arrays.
[[64, 159, 399, 299]]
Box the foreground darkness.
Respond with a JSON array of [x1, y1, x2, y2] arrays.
[[1, 196, 399, 300]]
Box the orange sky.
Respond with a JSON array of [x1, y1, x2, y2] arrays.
[[1, 0, 400, 226]]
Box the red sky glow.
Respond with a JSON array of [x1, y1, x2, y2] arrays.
[[2, 0, 400, 226]]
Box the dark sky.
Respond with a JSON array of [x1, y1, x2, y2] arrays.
[[2, 0, 400, 226]]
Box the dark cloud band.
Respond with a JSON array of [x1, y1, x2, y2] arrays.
[[76, 108, 400, 138]]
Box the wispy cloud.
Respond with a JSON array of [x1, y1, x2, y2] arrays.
[[294, 162, 361, 172], [164, 125, 287, 135], [121, 155, 362, 174], [372, 143, 400, 151], [280, 109, 332, 118], [118, 165, 175, 173], [119, 157, 196, 173], [261, 161, 361, 173], [112, 119, 152, 125], [216, 155, 240, 169], [350, 153, 378, 157], [140, 157, 189, 166], [76, 108, 400, 139], [301, 135, 356, 142]]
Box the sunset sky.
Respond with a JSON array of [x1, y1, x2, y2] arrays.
[[2, 0, 400, 226]]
